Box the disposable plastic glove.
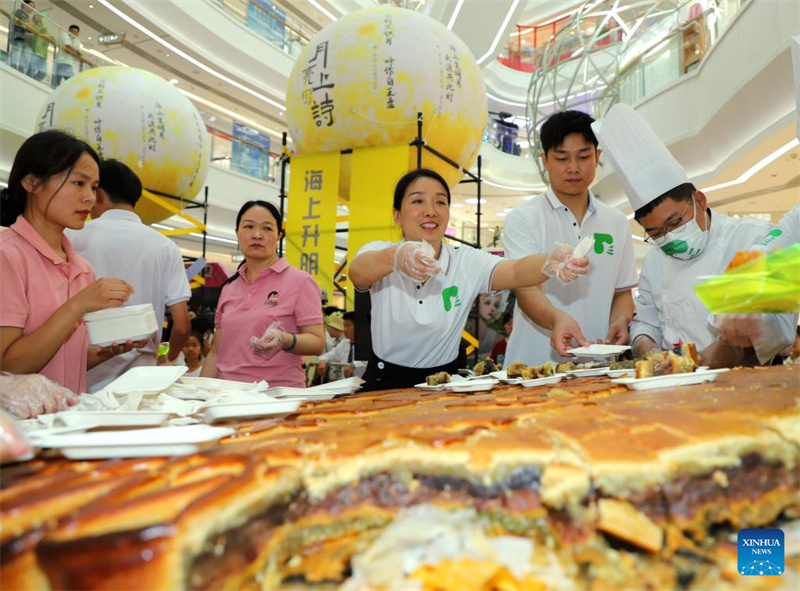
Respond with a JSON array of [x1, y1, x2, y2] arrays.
[[541, 242, 590, 285], [0, 373, 80, 419], [250, 322, 285, 359], [393, 241, 441, 282], [0, 409, 30, 464]]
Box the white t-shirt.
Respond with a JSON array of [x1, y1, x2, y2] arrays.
[[67, 210, 191, 392], [56, 31, 82, 69], [503, 188, 638, 365], [356, 241, 501, 368]]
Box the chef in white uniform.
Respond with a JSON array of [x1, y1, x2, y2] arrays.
[[593, 103, 796, 367]]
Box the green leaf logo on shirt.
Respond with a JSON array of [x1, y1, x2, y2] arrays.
[[593, 233, 614, 255], [442, 286, 461, 311], [761, 228, 783, 246]]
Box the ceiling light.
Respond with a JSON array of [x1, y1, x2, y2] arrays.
[[307, 0, 338, 21], [477, 0, 521, 65], [497, 212, 507, 217], [700, 138, 799, 193], [466, 198, 487, 204], [452, 203, 464, 208], [180, 88, 288, 140], [483, 178, 546, 192], [447, 0, 465, 30], [486, 91, 526, 108], [169, 78, 179, 85], [97, 0, 286, 111], [87, 36, 93, 40], [503, 207, 513, 212]]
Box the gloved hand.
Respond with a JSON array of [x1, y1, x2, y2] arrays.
[[0, 409, 31, 464], [250, 322, 285, 359], [393, 241, 441, 282], [542, 242, 590, 285], [0, 373, 80, 419], [715, 314, 762, 348]]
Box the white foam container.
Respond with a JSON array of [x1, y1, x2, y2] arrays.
[[83, 304, 158, 346]]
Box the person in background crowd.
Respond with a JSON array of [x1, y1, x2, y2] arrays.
[[316, 311, 350, 382], [593, 103, 796, 367], [53, 24, 82, 86], [477, 293, 503, 356], [0, 130, 137, 394], [202, 201, 324, 387], [504, 110, 637, 366], [341, 311, 364, 378], [490, 312, 513, 366], [9, 0, 35, 73], [322, 305, 342, 350], [181, 332, 204, 378], [349, 168, 590, 392], [67, 159, 191, 392], [26, 12, 54, 82]]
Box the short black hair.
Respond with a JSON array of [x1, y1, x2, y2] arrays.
[[503, 312, 513, 324], [99, 159, 142, 207], [343, 311, 355, 322], [69, 24, 80, 32], [633, 182, 695, 222], [393, 168, 451, 211], [540, 110, 598, 156]]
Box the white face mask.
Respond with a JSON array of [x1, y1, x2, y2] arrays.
[[656, 200, 709, 260]]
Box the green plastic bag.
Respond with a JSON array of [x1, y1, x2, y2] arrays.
[[694, 244, 800, 313]]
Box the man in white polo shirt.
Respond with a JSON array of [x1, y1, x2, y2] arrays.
[[67, 160, 191, 391], [504, 110, 637, 365]]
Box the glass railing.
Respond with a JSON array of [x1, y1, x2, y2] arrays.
[[213, 0, 310, 58], [1, 0, 94, 88], [206, 124, 281, 183], [486, 0, 748, 157], [483, 118, 533, 158]]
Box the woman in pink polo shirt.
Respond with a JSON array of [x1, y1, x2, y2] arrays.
[[202, 201, 325, 387], [0, 130, 135, 394]]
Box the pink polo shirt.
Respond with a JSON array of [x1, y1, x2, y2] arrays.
[[215, 259, 322, 387], [0, 217, 95, 393]]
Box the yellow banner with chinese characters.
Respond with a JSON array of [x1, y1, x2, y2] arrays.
[[345, 144, 409, 309], [285, 152, 340, 301]]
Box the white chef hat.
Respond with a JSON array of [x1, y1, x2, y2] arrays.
[[792, 35, 800, 141], [592, 103, 689, 212]]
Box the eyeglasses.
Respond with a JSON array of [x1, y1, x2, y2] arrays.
[[643, 199, 692, 244]]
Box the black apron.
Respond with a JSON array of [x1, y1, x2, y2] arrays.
[[361, 352, 460, 392]]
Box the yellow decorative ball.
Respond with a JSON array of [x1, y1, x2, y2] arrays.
[[38, 66, 210, 224], [286, 6, 487, 193]]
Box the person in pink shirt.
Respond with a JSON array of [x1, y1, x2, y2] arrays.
[[0, 130, 137, 394], [202, 200, 325, 387]]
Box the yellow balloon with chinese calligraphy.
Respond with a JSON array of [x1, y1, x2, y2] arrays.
[[286, 6, 487, 194], [37, 66, 210, 224]]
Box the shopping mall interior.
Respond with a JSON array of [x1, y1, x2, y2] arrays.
[[1, 0, 798, 276]]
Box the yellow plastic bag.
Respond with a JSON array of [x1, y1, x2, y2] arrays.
[[694, 244, 800, 313]]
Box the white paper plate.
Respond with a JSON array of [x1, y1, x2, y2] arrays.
[[201, 399, 302, 423], [566, 366, 610, 377], [104, 366, 188, 395], [33, 425, 233, 458], [268, 387, 337, 401], [179, 377, 256, 391], [449, 379, 498, 393], [55, 411, 171, 429], [414, 382, 450, 390], [518, 374, 567, 388], [612, 368, 730, 390], [567, 344, 631, 357], [604, 368, 635, 378]]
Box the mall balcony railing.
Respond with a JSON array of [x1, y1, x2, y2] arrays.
[[486, 0, 748, 156], [213, 0, 310, 58], [207, 124, 281, 184], [1, 0, 94, 89]]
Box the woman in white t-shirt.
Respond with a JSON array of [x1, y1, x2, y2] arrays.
[[349, 169, 589, 391]]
